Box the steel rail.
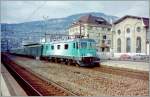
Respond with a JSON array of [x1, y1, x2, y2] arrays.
[[1, 53, 77, 96], [2, 55, 43, 96]]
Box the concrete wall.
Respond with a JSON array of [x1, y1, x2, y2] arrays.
[[1, 75, 11, 96], [1, 64, 27, 96]]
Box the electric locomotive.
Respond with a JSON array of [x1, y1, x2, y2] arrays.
[[10, 38, 100, 67]]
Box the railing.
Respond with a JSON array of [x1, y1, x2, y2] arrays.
[[97, 52, 150, 63]]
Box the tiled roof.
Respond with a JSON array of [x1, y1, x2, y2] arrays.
[[113, 15, 149, 28], [143, 18, 149, 28], [72, 14, 111, 26]]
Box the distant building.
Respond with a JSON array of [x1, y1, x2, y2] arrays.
[[112, 15, 149, 55], [68, 14, 112, 52]]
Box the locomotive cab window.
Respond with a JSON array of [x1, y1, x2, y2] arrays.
[[81, 42, 87, 48], [73, 43, 75, 48], [46, 45, 49, 50], [90, 42, 96, 49], [57, 45, 60, 49], [64, 44, 68, 49], [51, 45, 54, 50], [76, 42, 79, 49]]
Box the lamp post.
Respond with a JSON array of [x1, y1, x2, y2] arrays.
[[79, 20, 82, 38], [43, 16, 49, 42]]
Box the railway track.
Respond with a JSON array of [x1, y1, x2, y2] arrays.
[[1, 53, 77, 96], [6, 53, 149, 81], [41, 56, 149, 80], [91, 66, 149, 80], [40, 55, 149, 80]]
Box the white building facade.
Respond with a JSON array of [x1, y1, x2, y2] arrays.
[[112, 15, 149, 55], [68, 15, 149, 56]]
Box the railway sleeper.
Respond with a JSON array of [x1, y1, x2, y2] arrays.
[[2, 54, 77, 96]]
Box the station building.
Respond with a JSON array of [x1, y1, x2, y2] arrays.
[[68, 14, 112, 52], [112, 15, 149, 55], [68, 15, 149, 55]]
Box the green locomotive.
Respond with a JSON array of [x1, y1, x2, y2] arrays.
[[10, 38, 100, 67]]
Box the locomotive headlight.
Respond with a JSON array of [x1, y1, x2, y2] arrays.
[[86, 53, 93, 57]]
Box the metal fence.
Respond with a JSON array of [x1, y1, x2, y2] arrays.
[[97, 52, 150, 63]]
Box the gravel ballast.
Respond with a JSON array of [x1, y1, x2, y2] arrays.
[[12, 56, 149, 96]]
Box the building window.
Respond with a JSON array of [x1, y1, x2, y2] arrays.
[[107, 48, 110, 52], [97, 39, 100, 43], [97, 33, 100, 37], [64, 44, 68, 49], [103, 35, 106, 39], [57, 45, 60, 49], [88, 26, 92, 30], [92, 27, 96, 30], [136, 37, 141, 53], [136, 27, 141, 32], [126, 28, 130, 33], [102, 48, 105, 52], [118, 29, 121, 35], [108, 28, 111, 31], [108, 40, 111, 45], [51, 45, 54, 50], [102, 40, 105, 43], [96, 33, 99, 37], [117, 38, 121, 53], [126, 38, 131, 52], [102, 27, 105, 31]]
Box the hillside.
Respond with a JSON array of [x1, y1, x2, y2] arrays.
[[1, 12, 118, 34], [1, 12, 118, 50]]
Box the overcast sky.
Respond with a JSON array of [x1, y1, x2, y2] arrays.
[[1, 0, 149, 23]]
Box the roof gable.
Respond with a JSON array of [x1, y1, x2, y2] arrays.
[[113, 15, 149, 28], [72, 14, 111, 26]]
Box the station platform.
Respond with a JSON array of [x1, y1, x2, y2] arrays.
[[101, 60, 149, 72], [1, 63, 27, 96]]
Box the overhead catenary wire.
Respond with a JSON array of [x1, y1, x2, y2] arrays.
[[26, 1, 47, 22]]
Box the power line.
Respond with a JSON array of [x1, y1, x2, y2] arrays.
[[26, 1, 47, 21]]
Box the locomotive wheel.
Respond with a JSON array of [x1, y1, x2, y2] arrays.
[[61, 59, 65, 64], [75, 63, 79, 67], [51, 58, 55, 62], [64, 59, 68, 65], [67, 61, 71, 65], [67, 60, 70, 65], [48, 58, 52, 62], [55, 58, 58, 63], [67, 59, 73, 65], [95, 63, 100, 67]]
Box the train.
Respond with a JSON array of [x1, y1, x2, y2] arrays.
[[9, 38, 100, 67]]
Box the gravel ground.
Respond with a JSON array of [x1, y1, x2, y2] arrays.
[[11, 56, 149, 96]]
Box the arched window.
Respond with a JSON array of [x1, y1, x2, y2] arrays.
[[117, 29, 121, 35], [136, 37, 141, 53], [136, 27, 141, 32], [126, 38, 131, 52], [126, 28, 130, 33], [117, 38, 121, 53]]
